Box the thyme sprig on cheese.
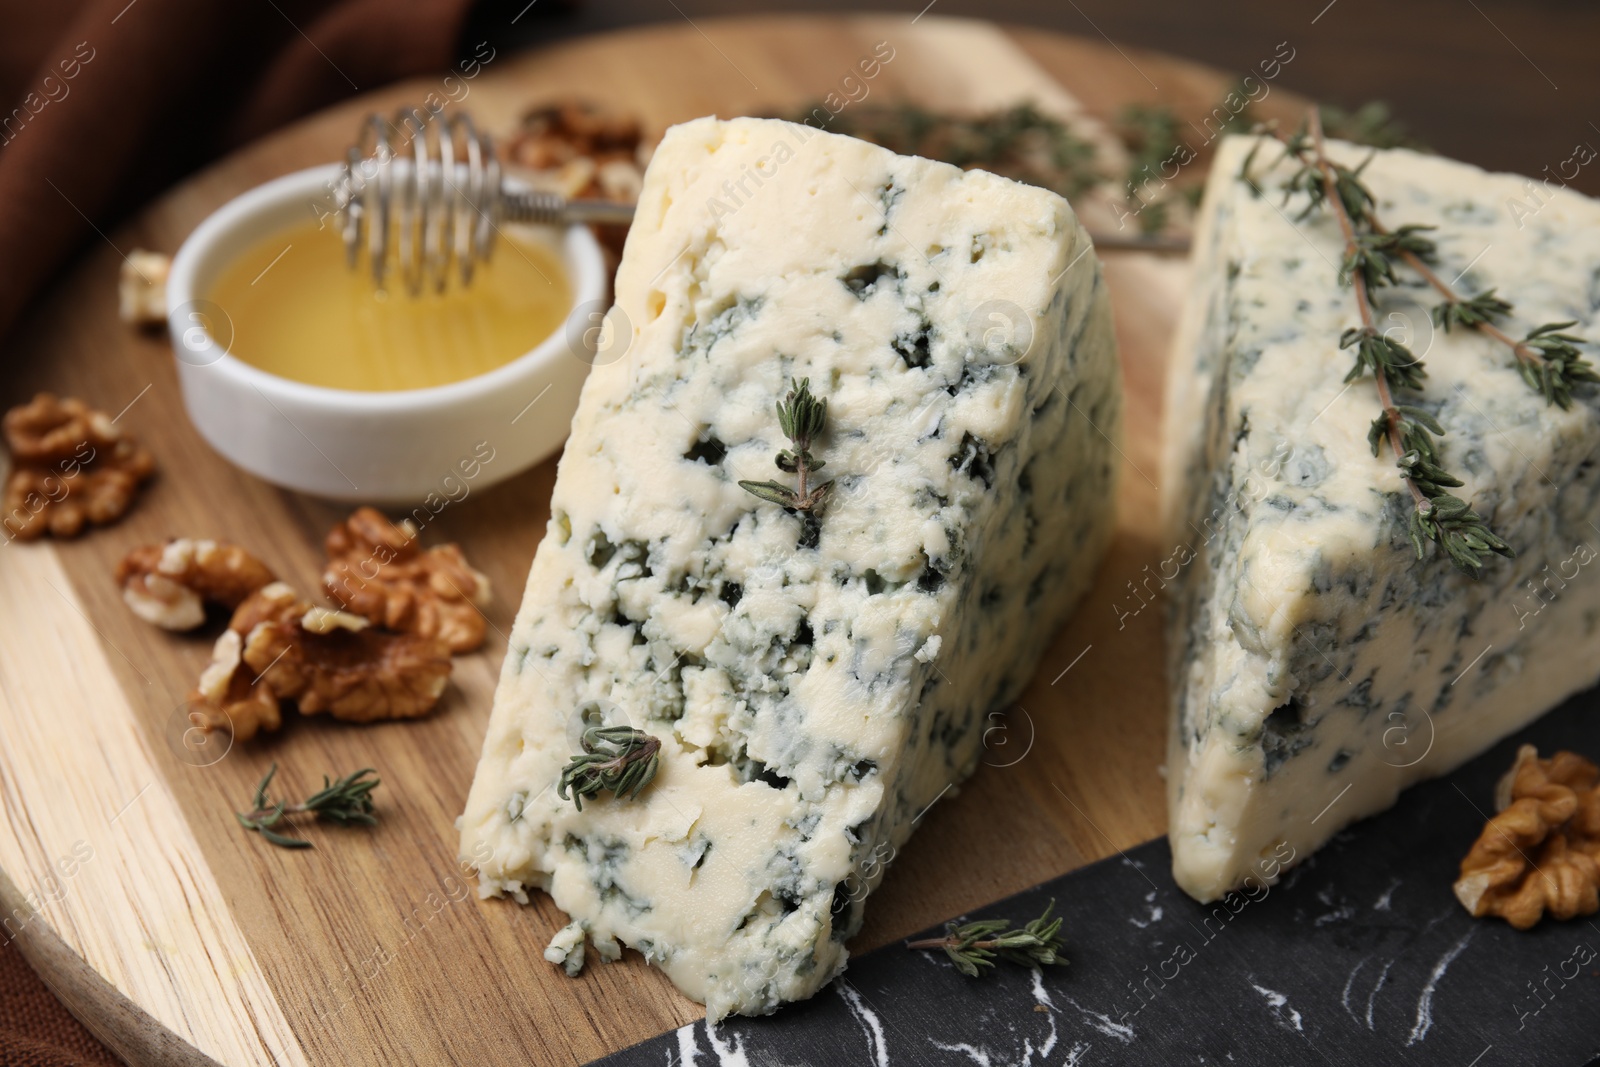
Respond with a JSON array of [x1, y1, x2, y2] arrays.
[[1422, 273, 1598, 410], [906, 900, 1067, 977], [1278, 109, 1515, 578], [557, 726, 662, 811], [1363, 215, 1598, 408], [236, 764, 381, 849], [1254, 115, 1600, 411], [739, 377, 835, 512]]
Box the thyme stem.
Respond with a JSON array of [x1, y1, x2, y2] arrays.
[[1261, 122, 1594, 408], [1306, 112, 1428, 513], [906, 900, 1067, 977], [1249, 108, 1515, 576], [738, 377, 835, 514], [558, 726, 662, 810], [1363, 215, 1549, 373], [235, 764, 380, 850]]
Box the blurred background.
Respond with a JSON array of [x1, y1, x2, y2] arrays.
[[0, 0, 1595, 354], [475, 0, 1599, 195]]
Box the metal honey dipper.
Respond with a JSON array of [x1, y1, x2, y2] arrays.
[[332, 106, 637, 295]]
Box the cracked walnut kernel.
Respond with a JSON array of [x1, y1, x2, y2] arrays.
[[2, 393, 155, 541], [323, 506, 491, 653], [4, 392, 120, 464], [191, 582, 452, 739], [1454, 745, 1600, 929], [118, 539, 276, 630], [504, 99, 650, 264], [191, 628, 283, 742], [507, 99, 647, 172]]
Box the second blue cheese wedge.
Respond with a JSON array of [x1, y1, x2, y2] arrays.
[[1162, 134, 1600, 903], [459, 116, 1120, 1018]]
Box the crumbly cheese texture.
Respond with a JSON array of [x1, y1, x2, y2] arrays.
[[1162, 135, 1600, 903], [460, 116, 1119, 1018]]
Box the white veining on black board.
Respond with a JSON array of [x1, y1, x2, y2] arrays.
[[1026, 969, 1059, 1062], [1373, 879, 1402, 911], [1407, 929, 1477, 1046], [929, 968, 1065, 1066], [1128, 890, 1164, 928], [837, 982, 890, 1067], [1060, 993, 1135, 1044], [1059, 1041, 1092, 1067], [1364, 957, 1396, 1031], [1249, 981, 1304, 1033], [674, 1023, 698, 1067], [1313, 885, 1356, 927], [1340, 954, 1373, 1025], [704, 1023, 753, 1067]]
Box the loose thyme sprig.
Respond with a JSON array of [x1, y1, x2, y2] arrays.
[[739, 377, 834, 513], [1251, 110, 1515, 578], [236, 764, 380, 850], [558, 726, 662, 811], [906, 900, 1067, 977], [1257, 118, 1599, 410]]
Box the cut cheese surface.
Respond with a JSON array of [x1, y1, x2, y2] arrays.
[[1162, 134, 1600, 903], [459, 115, 1120, 1019]]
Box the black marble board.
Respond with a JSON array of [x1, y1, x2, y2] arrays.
[[590, 686, 1600, 1067]]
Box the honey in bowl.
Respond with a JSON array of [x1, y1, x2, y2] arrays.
[[207, 219, 572, 392]]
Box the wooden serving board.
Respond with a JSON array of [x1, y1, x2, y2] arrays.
[[0, 16, 1305, 1066]]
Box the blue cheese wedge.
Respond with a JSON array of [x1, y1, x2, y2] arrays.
[[1162, 134, 1600, 903], [459, 116, 1120, 1018]]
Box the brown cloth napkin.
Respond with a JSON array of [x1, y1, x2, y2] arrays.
[[0, 0, 476, 349], [0, 1, 472, 1058], [1, 933, 119, 1067]]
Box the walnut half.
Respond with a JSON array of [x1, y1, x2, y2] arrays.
[[323, 507, 491, 653], [1455, 744, 1600, 929], [2, 393, 155, 541], [117, 539, 276, 630], [191, 582, 452, 740]]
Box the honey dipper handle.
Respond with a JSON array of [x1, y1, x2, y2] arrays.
[[502, 189, 638, 227]]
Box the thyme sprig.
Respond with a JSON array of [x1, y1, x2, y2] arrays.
[[1258, 117, 1599, 410], [1320, 100, 1422, 150], [558, 726, 661, 810], [776, 101, 1100, 202], [906, 900, 1067, 977], [1118, 102, 1185, 234], [1515, 323, 1600, 409], [739, 377, 834, 513], [1292, 109, 1514, 578], [236, 764, 380, 849], [1368, 215, 1600, 408]]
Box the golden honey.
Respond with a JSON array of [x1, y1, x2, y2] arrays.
[[207, 220, 572, 392]]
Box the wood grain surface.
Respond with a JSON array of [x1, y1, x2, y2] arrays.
[[0, 16, 1304, 1066]]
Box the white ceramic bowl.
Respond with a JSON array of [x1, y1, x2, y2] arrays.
[[166, 164, 608, 502]]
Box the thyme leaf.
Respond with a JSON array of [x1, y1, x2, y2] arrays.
[[739, 377, 834, 513], [906, 899, 1067, 977], [236, 764, 381, 849], [1517, 322, 1600, 410], [1432, 289, 1513, 333], [558, 726, 662, 811], [776, 101, 1100, 202]]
